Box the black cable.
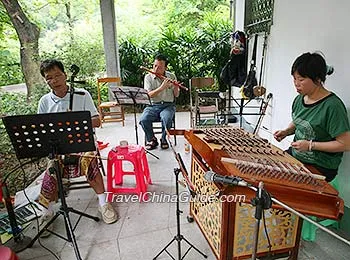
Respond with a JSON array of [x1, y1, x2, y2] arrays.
[[19, 161, 60, 260], [262, 210, 272, 257]]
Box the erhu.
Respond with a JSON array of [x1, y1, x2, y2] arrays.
[[140, 66, 188, 91]]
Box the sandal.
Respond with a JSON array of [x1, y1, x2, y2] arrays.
[[160, 139, 169, 150], [145, 138, 158, 150]]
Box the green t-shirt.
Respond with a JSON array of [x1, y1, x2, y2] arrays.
[[291, 93, 350, 170]]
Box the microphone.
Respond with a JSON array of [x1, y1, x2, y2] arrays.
[[204, 171, 249, 187]]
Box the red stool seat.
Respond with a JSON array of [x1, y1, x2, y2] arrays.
[[0, 246, 19, 260], [107, 144, 152, 201]]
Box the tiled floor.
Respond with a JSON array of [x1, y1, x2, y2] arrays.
[[12, 112, 350, 260]]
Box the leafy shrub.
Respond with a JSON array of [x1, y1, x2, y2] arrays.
[[0, 84, 49, 155], [119, 39, 153, 87], [0, 50, 23, 86]]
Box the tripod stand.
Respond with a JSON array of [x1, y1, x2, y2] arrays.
[[153, 132, 207, 260], [3, 111, 100, 260], [112, 86, 159, 159]]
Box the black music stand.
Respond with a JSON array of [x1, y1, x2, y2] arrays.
[[112, 86, 159, 160], [153, 131, 207, 260], [2, 111, 100, 260]]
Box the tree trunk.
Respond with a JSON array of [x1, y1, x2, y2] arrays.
[[65, 1, 74, 45], [1, 0, 44, 97]]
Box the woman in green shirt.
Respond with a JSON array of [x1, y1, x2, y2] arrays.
[[274, 52, 350, 181]]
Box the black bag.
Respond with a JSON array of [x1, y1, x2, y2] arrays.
[[242, 69, 258, 99], [220, 55, 247, 88], [242, 34, 258, 99], [220, 31, 247, 89]]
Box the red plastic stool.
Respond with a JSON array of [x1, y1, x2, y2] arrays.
[[107, 144, 152, 201], [0, 246, 19, 260]]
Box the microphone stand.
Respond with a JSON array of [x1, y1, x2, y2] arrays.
[[153, 131, 207, 260], [250, 181, 272, 260], [247, 183, 350, 259]]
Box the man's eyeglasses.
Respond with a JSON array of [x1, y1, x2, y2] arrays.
[[45, 74, 65, 83]]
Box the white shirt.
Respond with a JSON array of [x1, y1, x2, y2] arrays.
[[144, 71, 177, 103], [37, 87, 98, 117]]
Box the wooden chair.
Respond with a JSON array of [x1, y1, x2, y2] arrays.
[[97, 77, 125, 126], [189, 77, 219, 127]]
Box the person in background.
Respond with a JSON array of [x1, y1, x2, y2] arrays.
[[37, 59, 118, 236], [139, 54, 180, 150], [274, 52, 350, 182]]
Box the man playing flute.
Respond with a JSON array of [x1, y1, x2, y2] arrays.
[[139, 54, 180, 150]]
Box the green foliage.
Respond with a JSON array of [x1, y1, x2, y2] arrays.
[[0, 4, 22, 85], [153, 0, 229, 30], [41, 35, 105, 78], [0, 50, 23, 85], [198, 12, 232, 84], [156, 12, 232, 104], [0, 83, 49, 155], [119, 39, 154, 87]]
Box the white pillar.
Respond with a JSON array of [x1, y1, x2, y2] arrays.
[[99, 0, 121, 78], [235, 0, 245, 31]]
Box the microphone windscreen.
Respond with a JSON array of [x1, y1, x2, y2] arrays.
[[204, 171, 214, 182]]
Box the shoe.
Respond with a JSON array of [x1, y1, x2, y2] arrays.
[[39, 211, 54, 238], [160, 139, 169, 149], [145, 137, 158, 150], [99, 203, 118, 224]]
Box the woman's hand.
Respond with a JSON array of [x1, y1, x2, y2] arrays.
[[274, 122, 296, 142], [291, 140, 310, 151], [273, 130, 288, 142]]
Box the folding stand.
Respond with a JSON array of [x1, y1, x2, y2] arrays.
[[153, 131, 207, 260], [112, 86, 159, 160], [221, 93, 272, 131], [2, 111, 100, 260]]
